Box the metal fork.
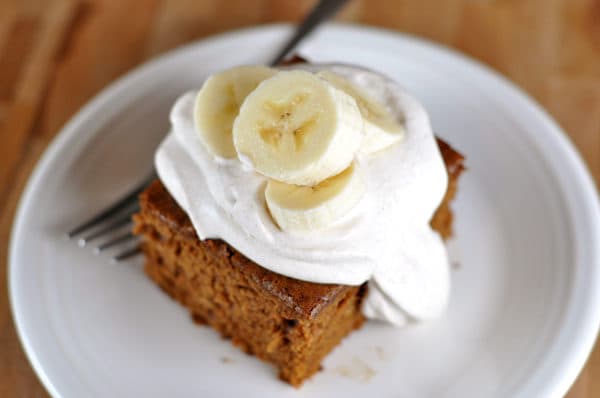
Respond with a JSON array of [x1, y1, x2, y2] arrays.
[[68, 0, 350, 262]]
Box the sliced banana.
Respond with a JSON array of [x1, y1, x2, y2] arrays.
[[265, 163, 365, 232], [317, 70, 404, 154], [233, 70, 363, 186], [194, 65, 276, 158]]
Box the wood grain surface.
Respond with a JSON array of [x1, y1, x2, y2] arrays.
[[1, 0, 599, 396]]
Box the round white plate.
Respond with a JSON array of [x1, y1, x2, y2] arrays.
[[10, 24, 600, 398]]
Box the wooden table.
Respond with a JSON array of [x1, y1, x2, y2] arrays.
[[1, 0, 598, 396]]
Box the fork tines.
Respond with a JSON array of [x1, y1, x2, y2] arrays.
[[68, 172, 156, 262]]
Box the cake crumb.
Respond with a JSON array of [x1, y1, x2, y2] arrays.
[[374, 346, 385, 360], [335, 357, 375, 382], [221, 356, 234, 364]]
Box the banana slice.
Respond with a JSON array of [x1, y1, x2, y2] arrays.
[[317, 70, 404, 154], [265, 163, 365, 232], [233, 70, 363, 186], [194, 65, 276, 158]]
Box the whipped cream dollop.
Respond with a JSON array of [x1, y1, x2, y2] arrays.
[[155, 64, 450, 326]]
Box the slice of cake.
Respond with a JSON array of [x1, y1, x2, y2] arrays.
[[133, 62, 464, 387], [133, 139, 463, 386]]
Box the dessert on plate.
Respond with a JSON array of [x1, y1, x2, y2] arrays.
[[133, 60, 464, 387]]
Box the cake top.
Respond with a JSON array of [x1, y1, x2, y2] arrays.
[[154, 62, 452, 326]]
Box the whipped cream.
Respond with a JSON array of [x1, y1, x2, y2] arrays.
[[155, 64, 450, 325]]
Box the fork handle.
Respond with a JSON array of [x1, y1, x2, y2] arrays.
[[269, 0, 350, 66]]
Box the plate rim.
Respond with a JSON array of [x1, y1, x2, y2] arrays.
[[8, 22, 600, 398]]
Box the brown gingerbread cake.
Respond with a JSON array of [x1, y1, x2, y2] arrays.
[[132, 138, 464, 387]]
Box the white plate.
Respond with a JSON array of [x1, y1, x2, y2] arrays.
[[9, 24, 600, 398]]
